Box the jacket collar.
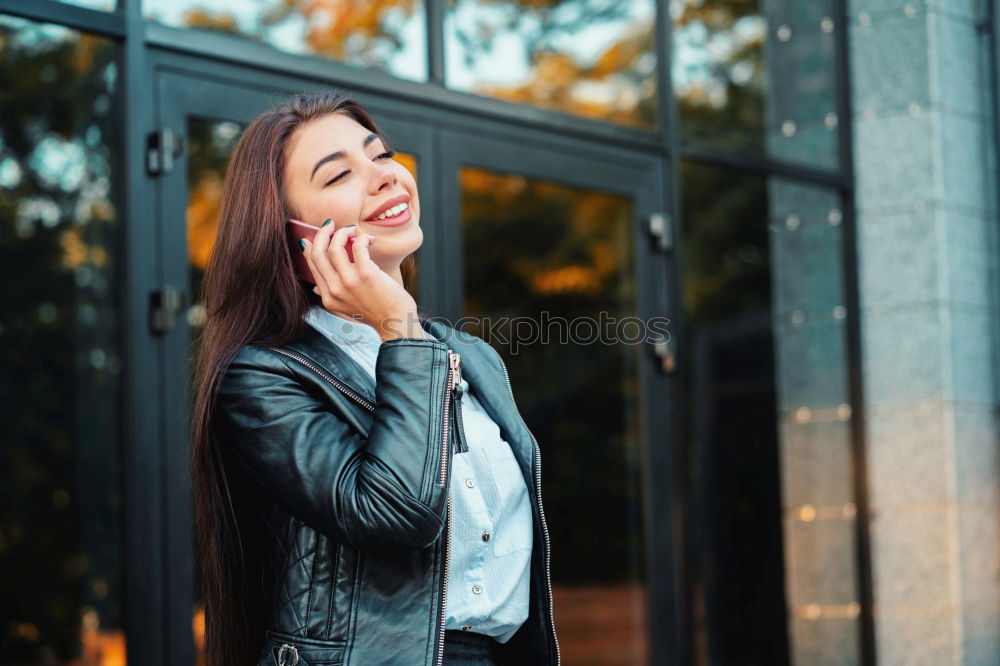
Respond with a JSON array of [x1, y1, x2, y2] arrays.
[[279, 313, 484, 405]]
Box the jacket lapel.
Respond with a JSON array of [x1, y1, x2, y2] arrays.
[[282, 323, 378, 405]]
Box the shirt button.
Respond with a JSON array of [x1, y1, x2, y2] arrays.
[[465, 478, 475, 488], [472, 584, 482, 595], [482, 531, 491, 542]]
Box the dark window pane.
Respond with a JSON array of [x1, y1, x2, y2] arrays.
[[679, 159, 856, 665], [461, 167, 648, 663], [145, 0, 427, 82], [446, 0, 657, 128], [0, 15, 125, 666], [672, 0, 839, 169]]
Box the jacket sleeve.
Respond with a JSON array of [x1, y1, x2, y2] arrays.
[[213, 337, 454, 554]]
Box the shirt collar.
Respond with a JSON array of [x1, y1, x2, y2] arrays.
[[305, 305, 384, 349]]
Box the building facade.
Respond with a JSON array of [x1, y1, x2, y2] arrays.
[[0, 0, 998, 664]]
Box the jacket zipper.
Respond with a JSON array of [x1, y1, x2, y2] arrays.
[[265, 347, 376, 412], [266, 344, 462, 666], [436, 351, 462, 665], [450, 352, 469, 454], [435, 491, 453, 666], [485, 344, 561, 665]]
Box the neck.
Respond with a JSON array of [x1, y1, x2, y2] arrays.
[[381, 261, 404, 288]]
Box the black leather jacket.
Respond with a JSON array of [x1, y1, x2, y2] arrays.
[[213, 316, 560, 666]]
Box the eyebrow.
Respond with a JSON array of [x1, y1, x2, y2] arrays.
[[310, 133, 382, 183]]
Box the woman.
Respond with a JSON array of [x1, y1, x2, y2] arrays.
[[190, 90, 560, 666]]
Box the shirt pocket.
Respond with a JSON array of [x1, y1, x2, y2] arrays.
[[481, 444, 533, 558]]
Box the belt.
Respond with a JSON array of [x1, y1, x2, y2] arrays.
[[443, 629, 500, 648]]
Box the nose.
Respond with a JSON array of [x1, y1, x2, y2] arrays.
[[369, 158, 396, 193]]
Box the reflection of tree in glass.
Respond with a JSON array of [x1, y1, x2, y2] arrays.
[[449, 0, 657, 127], [187, 120, 243, 295], [461, 168, 647, 662], [447, 0, 766, 132], [673, 0, 766, 148], [0, 16, 125, 664], [461, 168, 641, 584], [154, 0, 770, 135], [158, 0, 418, 69]]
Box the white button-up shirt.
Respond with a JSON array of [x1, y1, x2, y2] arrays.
[[304, 306, 532, 643]]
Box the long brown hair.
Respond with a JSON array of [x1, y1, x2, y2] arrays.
[[190, 90, 415, 666]]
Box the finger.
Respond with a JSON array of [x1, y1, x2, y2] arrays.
[[327, 224, 359, 280], [350, 233, 377, 271], [308, 219, 344, 290], [302, 238, 336, 297], [307, 218, 334, 272]]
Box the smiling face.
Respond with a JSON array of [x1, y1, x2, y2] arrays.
[[282, 112, 422, 274]]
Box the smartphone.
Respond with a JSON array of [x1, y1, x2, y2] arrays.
[[286, 218, 356, 285]]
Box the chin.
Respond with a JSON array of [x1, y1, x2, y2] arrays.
[[371, 226, 422, 267], [394, 222, 423, 254]]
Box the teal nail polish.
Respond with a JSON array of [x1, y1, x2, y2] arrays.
[[346, 224, 356, 228], [321, 219, 332, 227], [299, 238, 306, 250]]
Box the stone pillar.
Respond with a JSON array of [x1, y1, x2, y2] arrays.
[[850, 1, 1000, 664]]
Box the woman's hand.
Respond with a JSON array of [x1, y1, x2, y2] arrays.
[[303, 223, 424, 341]]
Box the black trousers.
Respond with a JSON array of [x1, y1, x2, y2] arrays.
[[442, 629, 502, 665]]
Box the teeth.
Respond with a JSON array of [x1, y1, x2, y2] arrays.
[[375, 202, 408, 220]]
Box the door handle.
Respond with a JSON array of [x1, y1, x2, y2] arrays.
[[150, 286, 183, 335], [647, 212, 673, 252], [649, 333, 675, 374]]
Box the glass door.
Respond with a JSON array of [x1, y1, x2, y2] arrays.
[[440, 130, 679, 665], [152, 70, 433, 665]]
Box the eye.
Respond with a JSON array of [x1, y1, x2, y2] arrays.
[[324, 171, 348, 187], [322, 150, 396, 187]]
